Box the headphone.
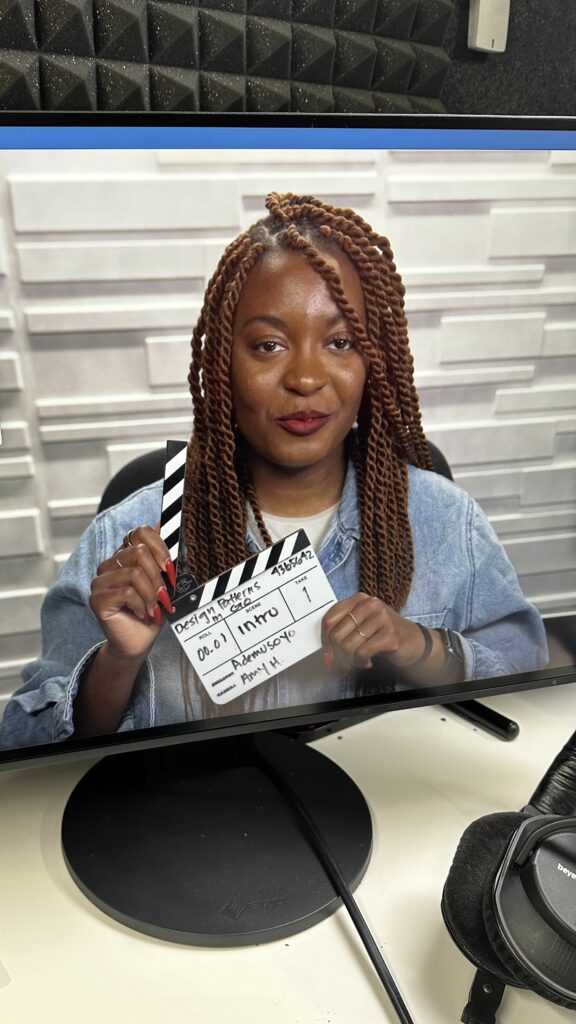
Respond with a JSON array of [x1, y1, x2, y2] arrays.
[[442, 728, 576, 1023]]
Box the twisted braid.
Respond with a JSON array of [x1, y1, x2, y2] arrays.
[[183, 193, 431, 611], [183, 238, 264, 578]]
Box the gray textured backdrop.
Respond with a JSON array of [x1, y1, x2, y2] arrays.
[[1, 146, 575, 713]]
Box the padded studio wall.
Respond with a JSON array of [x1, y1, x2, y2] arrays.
[[0, 0, 455, 113]]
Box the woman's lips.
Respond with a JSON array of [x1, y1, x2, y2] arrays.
[[277, 414, 332, 436]]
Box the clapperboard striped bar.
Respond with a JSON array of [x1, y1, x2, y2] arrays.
[[160, 439, 187, 568], [167, 528, 310, 621]]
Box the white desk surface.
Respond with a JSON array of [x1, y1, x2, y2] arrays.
[[1, 684, 576, 1024]]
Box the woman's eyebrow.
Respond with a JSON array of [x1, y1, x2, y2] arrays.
[[240, 312, 347, 330]]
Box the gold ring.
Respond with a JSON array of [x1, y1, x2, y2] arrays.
[[356, 627, 369, 639], [347, 611, 360, 628], [116, 553, 125, 569], [123, 529, 136, 548]]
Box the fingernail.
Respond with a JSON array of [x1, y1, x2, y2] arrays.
[[165, 559, 176, 589], [323, 650, 333, 672], [153, 604, 163, 625], [157, 586, 174, 614]]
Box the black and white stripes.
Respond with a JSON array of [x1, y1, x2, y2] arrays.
[[160, 439, 187, 569], [195, 529, 308, 606], [169, 528, 310, 618]]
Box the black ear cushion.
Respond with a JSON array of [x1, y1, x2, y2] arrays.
[[482, 854, 576, 1009], [442, 811, 530, 986]]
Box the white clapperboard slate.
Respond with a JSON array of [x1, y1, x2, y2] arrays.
[[160, 441, 337, 706]]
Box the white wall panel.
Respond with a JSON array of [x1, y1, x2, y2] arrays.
[[388, 175, 576, 204], [0, 422, 31, 451], [416, 366, 533, 390], [403, 264, 545, 287], [10, 176, 241, 232], [527, 594, 576, 614], [490, 509, 576, 536], [0, 589, 46, 636], [239, 173, 377, 197], [505, 533, 576, 575], [426, 419, 559, 466], [389, 212, 489, 267], [453, 468, 525, 501], [543, 323, 576, 356], [25, 298, 201, 334], [408, 285, 574, 315], [145, 334, 190, 388], [439, 314, 545, 362], [490, 207, 576, 258], [0, 220, 7, 276], [521, 463, 576, 506], [48, 497, 100, 519], [0, 511, 43, 557], [17, 239, 206, 283], [0, 352, 22, 390], [0, 455, 34, 480], [37, 392, 191, 420], [39, 414, 193, 444], [495, 384, 576, 415]]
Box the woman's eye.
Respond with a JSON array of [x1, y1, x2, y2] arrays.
[[255, 339, 284, 353], [328, 336, 355, 351]]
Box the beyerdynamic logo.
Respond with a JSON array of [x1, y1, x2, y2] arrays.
[[557, 862, 576, 880], [222, 896, 285, 921]]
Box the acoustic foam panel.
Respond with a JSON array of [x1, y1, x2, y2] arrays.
[[0, 0, 455, 111]]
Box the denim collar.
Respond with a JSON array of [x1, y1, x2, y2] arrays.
[[245, 458, 360, 553], [334, 457, 360, 541]]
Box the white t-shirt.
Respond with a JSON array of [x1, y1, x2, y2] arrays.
[[246, 501, 339, 552]]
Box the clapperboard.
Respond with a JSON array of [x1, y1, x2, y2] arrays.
[[159, 441, 337, 705]]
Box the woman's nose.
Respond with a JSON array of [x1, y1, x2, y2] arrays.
[[282, 346, 327, 393]]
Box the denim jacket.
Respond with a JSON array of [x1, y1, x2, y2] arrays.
[[0, 462, 548, 748]]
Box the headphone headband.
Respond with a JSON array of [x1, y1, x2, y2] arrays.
[[529, 729, 576, 816]]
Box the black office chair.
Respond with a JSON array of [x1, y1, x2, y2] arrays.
[[99, 447, 167, 513], [99, 441, 455, 513]]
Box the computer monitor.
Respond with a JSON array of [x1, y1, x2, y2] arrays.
[[0, 113, 575, 949]]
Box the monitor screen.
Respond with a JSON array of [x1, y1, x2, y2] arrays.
[[1, 113, 575, 769]]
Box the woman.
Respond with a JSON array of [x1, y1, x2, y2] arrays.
[[0, 193, 548, 747]]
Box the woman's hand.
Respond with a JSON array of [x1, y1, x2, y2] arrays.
[[89, 525, 176, 662], [321, 592, 441, 673]]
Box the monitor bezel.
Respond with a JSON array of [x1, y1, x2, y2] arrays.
[[1, 110, 575, 770]]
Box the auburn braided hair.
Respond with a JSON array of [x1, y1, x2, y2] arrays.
[[183, 192, 431, 611]]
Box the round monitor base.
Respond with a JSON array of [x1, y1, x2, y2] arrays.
[[62, 732, 373, 946]]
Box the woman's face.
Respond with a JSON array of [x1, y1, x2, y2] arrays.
[[230, 246, 368, 476]]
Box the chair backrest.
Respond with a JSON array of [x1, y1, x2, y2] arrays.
[[426, 441, 453, 481], [98, 448, 167, 513], [98, 440, 453, 514]]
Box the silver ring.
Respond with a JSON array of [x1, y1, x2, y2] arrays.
[[123, 529, 136, 548]]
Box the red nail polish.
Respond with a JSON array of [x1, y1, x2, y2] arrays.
[[157, 586, 174, 614], [153, 605, 163, 625], [165, 559, 176, 589], [323, 650, 333, 672]]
